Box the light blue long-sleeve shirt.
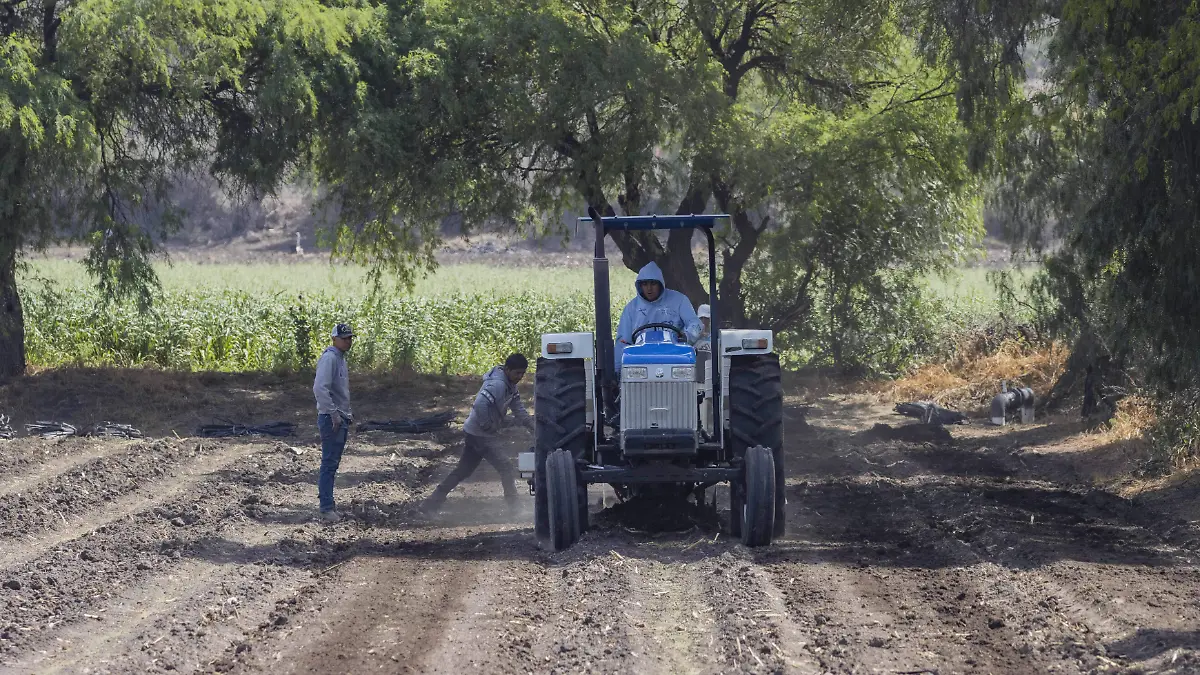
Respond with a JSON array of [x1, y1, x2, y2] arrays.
[[313, 346, 352, 418], [614, 262, 703, 369]]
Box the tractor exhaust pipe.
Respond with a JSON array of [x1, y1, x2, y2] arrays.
[[588, 206, 615, 437]]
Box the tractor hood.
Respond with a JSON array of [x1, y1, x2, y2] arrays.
[[621, 329, 695, 366]]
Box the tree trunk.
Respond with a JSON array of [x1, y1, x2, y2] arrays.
[[712, 180, 764, 329], [0, 248, 25, 378], [607, 174, 710, 305]]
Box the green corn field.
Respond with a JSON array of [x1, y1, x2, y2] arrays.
[[20, 259, 1018, 375], [21, 260, 643, 374], [23, 285, 632, 375]]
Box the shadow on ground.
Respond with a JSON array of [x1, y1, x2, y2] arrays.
[[1107, 629, 1200, 662], [0, 367, 480, 438]]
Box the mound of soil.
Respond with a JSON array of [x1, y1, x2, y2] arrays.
[[865, 422, 954, 444], [591, 496, 721, 533]]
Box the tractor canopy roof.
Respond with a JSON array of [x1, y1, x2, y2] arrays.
[[579, 214, 730, 231]]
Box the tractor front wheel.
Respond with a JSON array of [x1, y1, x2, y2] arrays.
[[546, 449, 582, 551], [740, 445, 776, 547]]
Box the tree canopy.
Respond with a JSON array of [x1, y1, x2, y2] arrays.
[[287, 0, 983, 370], [2, 0, 1000, 376], [0, 0, 370, 374], [937, 1, 1200, 402]]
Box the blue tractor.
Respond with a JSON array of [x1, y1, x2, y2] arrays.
[[518, 208, 786, 551]]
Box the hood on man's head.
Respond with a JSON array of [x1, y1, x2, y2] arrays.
[[635, 262, 666, 300]]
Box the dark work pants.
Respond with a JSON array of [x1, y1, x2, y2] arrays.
[[425, 433, 517, 510], [317, 413, 349, 512]]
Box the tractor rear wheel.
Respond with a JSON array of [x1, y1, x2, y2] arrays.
[[727, 353, 786, 537], [729, 483, 744, 538], [741, 445, 776, 547], [546, 449, 581, 551], [534, 357, 589, 543]]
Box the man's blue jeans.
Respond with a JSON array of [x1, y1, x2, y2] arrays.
[[317, 413, 348, 512]]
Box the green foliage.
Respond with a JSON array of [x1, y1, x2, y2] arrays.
[[741, 47, 983, 355], [0, 0, 376, 375], [3, 0, 991, 383], [292, 0, 985, 344], [924, 0, 1200, 461], [2, 0, 367, 281]]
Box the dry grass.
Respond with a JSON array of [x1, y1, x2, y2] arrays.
[[884, 337, 1070, 411], [1101, 395, 1156, 442]]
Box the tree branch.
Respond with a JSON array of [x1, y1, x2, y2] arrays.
[[1, 0, 27, 38], [764, 257, 818, 333], [875, 76, 956, 115], [40, 0, 59, 65]]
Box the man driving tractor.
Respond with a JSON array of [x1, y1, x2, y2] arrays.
[[614, 262, 703, 368]]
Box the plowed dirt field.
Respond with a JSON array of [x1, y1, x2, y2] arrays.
[[1, 370, 1198, 674]]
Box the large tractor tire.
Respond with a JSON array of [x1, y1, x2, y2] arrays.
[[728, 353, 786, 537], [740, 445, 776, 547], [729, 483, 744, 539], [534, 358, 590, 543], [546, 449, 582, 551]]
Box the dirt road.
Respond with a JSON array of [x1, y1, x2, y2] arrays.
[[1, 376, 1198, 674]]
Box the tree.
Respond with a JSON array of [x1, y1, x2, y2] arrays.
[[925, 1, 1200, 396], [303, 0, 981, 363], [0, 0, 367, 376]]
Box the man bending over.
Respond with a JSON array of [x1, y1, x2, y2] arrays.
[[420, 353, 533, 516]]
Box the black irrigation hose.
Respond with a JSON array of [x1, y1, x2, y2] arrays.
[[357, 411, 457, 434], [91, 422, 144, 439], [196, 421, 296, 438], [0, 415, 13, 440], [25, 421, 79, 438], [21, 420, 146, 439], [894, 402, 968, 426]]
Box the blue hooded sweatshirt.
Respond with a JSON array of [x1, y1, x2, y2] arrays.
[[614, 262, 703, 369]]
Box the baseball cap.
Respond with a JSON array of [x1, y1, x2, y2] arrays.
[[697, 304, 710, 319], [332, 323, 356, 338]]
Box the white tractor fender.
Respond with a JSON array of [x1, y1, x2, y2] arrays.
[[717, 329, 774, 428], [541, 332, 595, 360]]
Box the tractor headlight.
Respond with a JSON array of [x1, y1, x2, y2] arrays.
[[671, 366, 694, 380], [623, 366, 648, 379], [546, 342, 573, 354]]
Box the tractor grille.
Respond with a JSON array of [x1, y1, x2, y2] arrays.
[[620, 380, 697, 437]]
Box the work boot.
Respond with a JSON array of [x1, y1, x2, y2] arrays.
[[504, 495, 524, 520], [318, 509, 343, 523], [418, 494, 444, 519]]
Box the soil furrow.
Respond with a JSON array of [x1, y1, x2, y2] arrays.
[[0, 438, 136, 500], [0, 439, 203, 541], [0, 442, 262, 571], [1, 370, 1197, 675], [0, 445, 318, 663], [624, 556, 720, 673]]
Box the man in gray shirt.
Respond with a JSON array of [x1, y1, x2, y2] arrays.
[[420, 353, 533, 516], [313, 323, 355, 522]]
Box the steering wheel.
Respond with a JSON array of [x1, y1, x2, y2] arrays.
[[631, 322, 686, 343]]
